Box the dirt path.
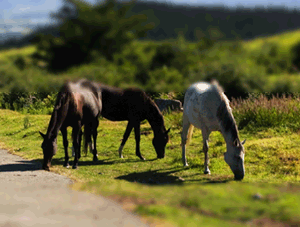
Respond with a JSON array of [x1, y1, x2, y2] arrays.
[[0, 149, 148, 226]]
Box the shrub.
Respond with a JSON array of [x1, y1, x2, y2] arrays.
[[150, 43, 177, 70], [145, 66, 185, 92], [231, 94, 300, 131]]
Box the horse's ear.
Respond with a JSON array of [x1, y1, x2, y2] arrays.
[[39, 131, 46, 139], [166, 128, 171, 134], [241, 139, 246, 145]]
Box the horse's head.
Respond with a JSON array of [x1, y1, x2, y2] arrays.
[[152, 128, 170, 159], [224, 138, 246, 180], [39, 131, 57, 171]]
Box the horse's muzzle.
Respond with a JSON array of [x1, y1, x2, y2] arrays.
[[234, 173, 244, 181]]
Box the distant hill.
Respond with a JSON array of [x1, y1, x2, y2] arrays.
[[131, 1, 300, 40], [1, 1, 300, 49]]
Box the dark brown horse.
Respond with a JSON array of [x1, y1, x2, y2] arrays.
[[99, 84, 170, 160], [39, 79, 102, 170]]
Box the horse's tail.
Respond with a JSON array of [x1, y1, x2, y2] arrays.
[[186, 124, 194, 146]]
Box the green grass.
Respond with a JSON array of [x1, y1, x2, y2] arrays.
[[0, 45, 36, 63], [0, 108, 300, 226], [243, 29, 300, 51]]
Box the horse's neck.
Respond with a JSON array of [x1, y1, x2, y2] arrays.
[[217, 101, 239, 145], [146, 102, 166, 136], [46, 110, 61, 140], [46, 93, 69, 139], [221, 127, 239, 146]]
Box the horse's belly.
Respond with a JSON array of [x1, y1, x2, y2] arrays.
[[187, 103, 220, 131]]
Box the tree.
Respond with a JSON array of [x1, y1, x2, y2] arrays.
[[32, 0, 154, 72]]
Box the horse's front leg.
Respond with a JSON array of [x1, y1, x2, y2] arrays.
[[118, 122, 133, 158], [72, 124, 81, 169], [61, 127, 69, 168], [92, 120, 99, 162], [134, 123, 144, 160], [202, 128, 211, 175]]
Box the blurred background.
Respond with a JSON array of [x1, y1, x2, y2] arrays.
[[1, 0, 300, 111]]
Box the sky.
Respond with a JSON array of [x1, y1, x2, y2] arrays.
[[1, 0, 300, 35]]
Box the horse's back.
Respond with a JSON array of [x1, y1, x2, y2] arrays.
[[100, 85, 156, 121], [183, 81, 225, 130], [67, 80, 102, 119]]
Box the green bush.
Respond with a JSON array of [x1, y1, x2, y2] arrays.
[[145, 66, 185, 92], [252, 42, 293, 74]]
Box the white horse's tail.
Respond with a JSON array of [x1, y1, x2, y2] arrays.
[[186, 124, 194, 146]]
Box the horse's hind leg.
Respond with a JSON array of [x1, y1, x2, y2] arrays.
[[72, 124, 81, 169], [181, 115, 190, 166], [83, 124, 92, 156], [61, 127, 70, 168], [202, 127, 211, 175], [134, 123, 144, 160], [118, 122, 133, 158], [78, 129, 82, 160]]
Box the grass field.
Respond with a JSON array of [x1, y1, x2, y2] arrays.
[[1, 29, 300, 225], [0, 108, 300, 226]]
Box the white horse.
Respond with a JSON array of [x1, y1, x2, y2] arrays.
[[181, 80, 245, 180]]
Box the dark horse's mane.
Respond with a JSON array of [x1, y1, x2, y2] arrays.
[[45, 83, 70, 139], [214, 81, 239, 141]]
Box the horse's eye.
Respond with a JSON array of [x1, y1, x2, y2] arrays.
[[235, 155, 242, 160]]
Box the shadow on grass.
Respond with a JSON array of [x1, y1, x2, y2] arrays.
[[0, 160, 42, 172], [50, 156, 158, 167], [115, 166, 233, 185], [116, 167, 187, 185]]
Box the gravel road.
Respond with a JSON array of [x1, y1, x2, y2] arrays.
[[0, 149, 148, 226]]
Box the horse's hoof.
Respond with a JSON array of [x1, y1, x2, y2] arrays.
[[72, 165, 78, 169], [93, 156, 98, 162], [139, 156, 145, 161], [183, 163, 189, 167], [43, 166, 50, 171], [204, 170, 211, 175], [63, 163, 70, 168]]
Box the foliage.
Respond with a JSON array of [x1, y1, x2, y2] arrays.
[[0, 92, 56, 114], [291, 41, 300, 70], [31, 0, 153, 72], [1, 30, 300, 97], [232, 94, 300, 131]]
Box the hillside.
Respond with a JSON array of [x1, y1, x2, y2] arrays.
[[1, 28, 300, 102], [2, 1, 300, 50]]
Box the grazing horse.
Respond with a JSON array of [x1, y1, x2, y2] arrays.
[[39, 79, 102, 170], [99, 84, 170, 160], [181, 81, 245, 180]]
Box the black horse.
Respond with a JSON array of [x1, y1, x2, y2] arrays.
[[98, 84, 170, 160], [39, 79, 101, 170]]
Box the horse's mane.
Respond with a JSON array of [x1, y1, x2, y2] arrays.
[[213, 81, 239, 141], [46, 83, 71, 138], [136, 89, 166, 133]]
